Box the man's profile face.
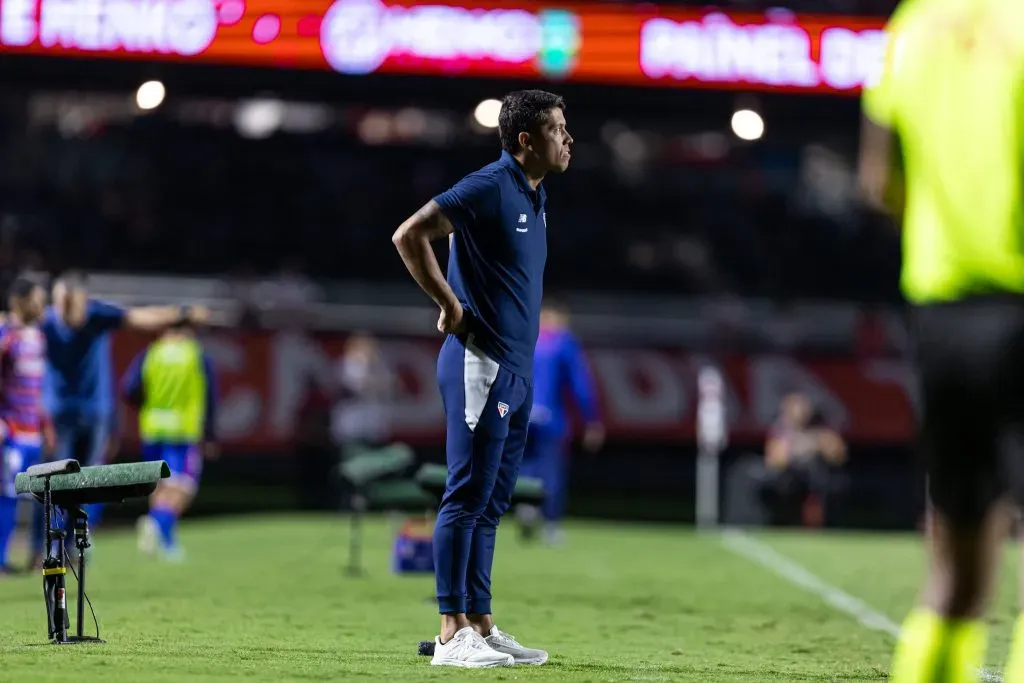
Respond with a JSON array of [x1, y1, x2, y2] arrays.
[[528, 107, 573, 173], [53, 282, 88, 328]]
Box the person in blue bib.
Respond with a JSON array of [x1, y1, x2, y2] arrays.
[[121, 316, 218, 562], [42, 270, 210, 529]]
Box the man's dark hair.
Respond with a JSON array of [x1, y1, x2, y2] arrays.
[[55, 269, 88, 292], [498, 90, 566, 152], [8, 273, 44, 301]]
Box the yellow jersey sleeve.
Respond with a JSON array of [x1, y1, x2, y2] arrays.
[[862, 0, 914, 128]]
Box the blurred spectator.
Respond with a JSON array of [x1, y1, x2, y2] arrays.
[[330, 332, 394, 456], [0, 100, 902, 304], [250, 257, 322, 330], [759, 392, 848, 526]]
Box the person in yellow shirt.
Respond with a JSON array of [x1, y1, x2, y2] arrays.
[[121, 318, 218, 562], [859, 1, 1024, 681]]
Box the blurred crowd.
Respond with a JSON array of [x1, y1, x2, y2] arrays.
[[0, 95, 900, 305]]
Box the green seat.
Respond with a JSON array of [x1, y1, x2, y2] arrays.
[[336, 443, 416, 487], [337, 443, 431, 577], [363, 479, 435, 511], [414, 464, 545, 504]]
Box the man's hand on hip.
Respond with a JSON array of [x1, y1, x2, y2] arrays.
[[438, 301, 467, 335]]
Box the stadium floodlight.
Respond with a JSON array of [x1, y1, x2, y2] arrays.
[[473, 99, 502, 129], [235, 98, 284, 140], [731, 109, 765, 141], [16, 460, 170, 645], [135, 80, 166, 111]]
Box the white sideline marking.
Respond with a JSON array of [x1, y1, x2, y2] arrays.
[[719, 529, 1003, 683]]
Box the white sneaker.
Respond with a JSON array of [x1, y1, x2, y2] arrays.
[[159, 546, 186, 564], [430, 626, 514, 668], [543, 524, 565, 547], [484, 626, 549, 665], [137, 516, 157, 556]]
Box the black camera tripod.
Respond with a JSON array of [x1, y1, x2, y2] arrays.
[[40, 473, 103, 645]]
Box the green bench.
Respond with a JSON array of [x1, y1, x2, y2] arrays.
[[335, 450, 547, 576], [413, 463, 546, 505], [335, 444, 433, 575]]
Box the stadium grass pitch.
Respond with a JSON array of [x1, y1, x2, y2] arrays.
[[0, 514, 1020, 682]]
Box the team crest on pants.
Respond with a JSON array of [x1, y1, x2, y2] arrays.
[[497, 402, 509, 418]]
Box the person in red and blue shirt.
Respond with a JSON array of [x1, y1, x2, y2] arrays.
[[0, 275, 55, 573], [516, 298, 603, 545]]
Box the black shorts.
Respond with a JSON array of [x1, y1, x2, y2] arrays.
[[914, 295, 1024, 527]]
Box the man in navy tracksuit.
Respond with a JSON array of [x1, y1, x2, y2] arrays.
[[517, 298, 604, 545], [392, 90, 572, 668]]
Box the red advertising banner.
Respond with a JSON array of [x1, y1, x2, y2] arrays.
[[111, 330, 917, 452], [0, 0, 889, 95]]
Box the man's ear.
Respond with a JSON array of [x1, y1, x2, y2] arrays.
[[517, 131, 531, 153]]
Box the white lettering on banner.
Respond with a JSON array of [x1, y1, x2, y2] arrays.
[[819, 27, 888, 90], [33, 0, 217, 56], [588, 350, 687, 425], [270, 330, 335, 437], [1, 0, 38, 46], [639, 13, 818, 88], [748, 356, 849, 430], [320, 0, 541, 76], [185, 334, 916, 446]]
